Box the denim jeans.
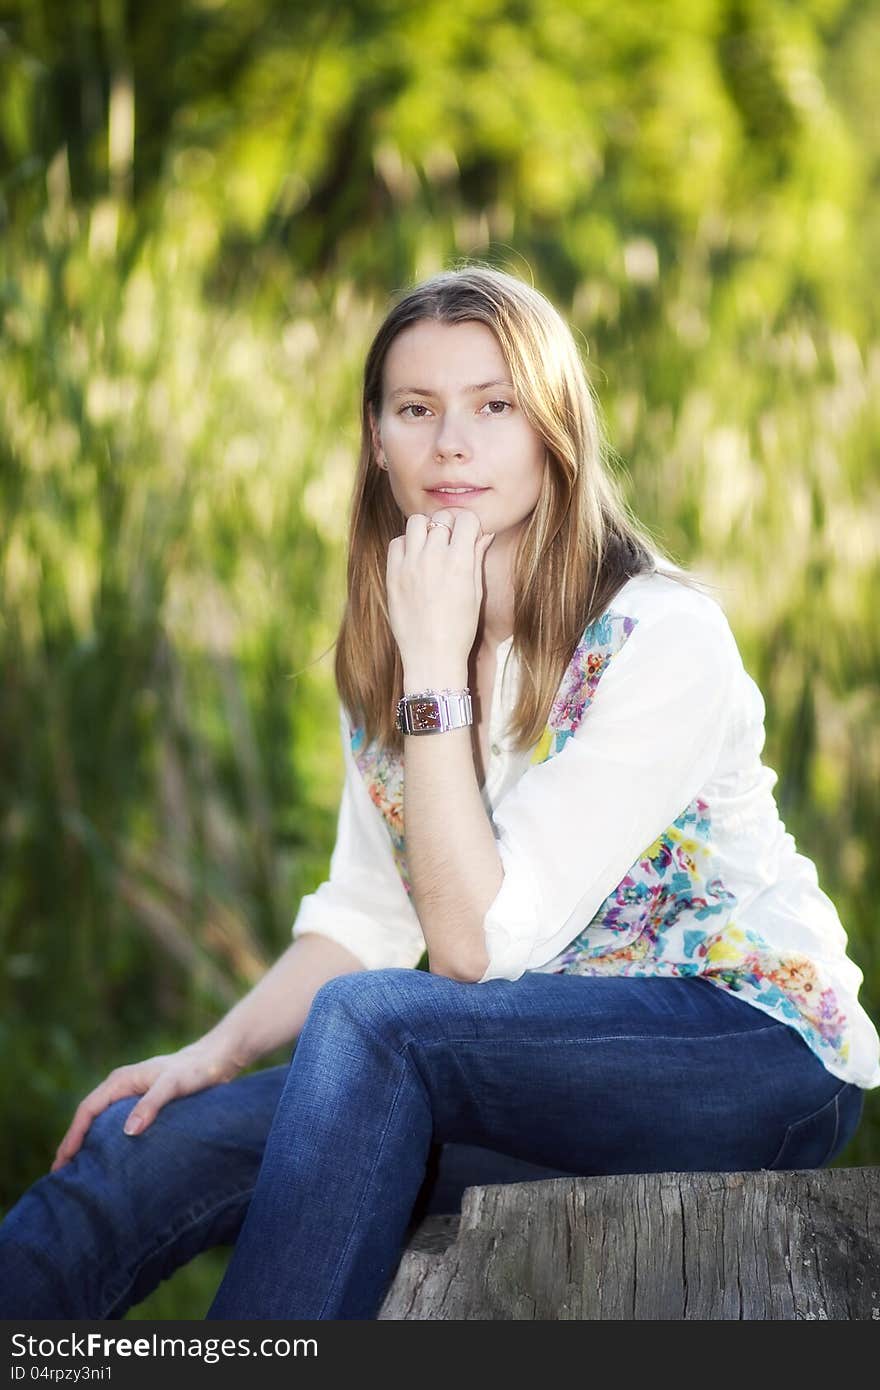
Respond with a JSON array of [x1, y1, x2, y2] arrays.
[[0, 970, 865, 1320]]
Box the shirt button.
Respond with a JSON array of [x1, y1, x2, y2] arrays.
[[491, 742, 501, 756]]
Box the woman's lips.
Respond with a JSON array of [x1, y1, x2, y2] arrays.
[[426, 487, 489, 499]]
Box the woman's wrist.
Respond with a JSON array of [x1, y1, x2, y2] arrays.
[[402, 662, 469, 693], [194, 936, 365, 1074], [196, 1022, 255, 1076]]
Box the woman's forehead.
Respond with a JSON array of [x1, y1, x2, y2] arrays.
[[383, 319, 508, 390]]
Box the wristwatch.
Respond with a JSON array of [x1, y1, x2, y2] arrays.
[[395, 688, 473, 736]]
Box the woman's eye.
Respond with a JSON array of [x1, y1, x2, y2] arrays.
[[397, 400, 512, 418]]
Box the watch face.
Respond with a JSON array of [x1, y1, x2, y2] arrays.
[[411, 698, 442, 731]]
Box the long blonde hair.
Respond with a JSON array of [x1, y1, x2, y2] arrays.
[[335, 264, 707, 756]]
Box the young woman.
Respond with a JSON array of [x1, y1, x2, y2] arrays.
[[1, 266, 877, 1321]]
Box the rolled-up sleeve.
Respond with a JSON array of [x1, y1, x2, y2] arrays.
[[292, 703, 427, 971], [477, 606, 739, 983]]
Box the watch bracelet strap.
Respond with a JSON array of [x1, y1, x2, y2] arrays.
[[396, 687, 473, 735]]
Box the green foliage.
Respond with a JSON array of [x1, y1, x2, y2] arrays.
[[1, 0, 878, 1317]]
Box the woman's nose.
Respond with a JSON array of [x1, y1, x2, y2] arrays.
[[433, 410, 471, 458]]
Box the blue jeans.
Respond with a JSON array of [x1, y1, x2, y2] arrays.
[[0, 971, 865, 1320]]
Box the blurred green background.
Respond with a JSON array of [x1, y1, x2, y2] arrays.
[[1, 0, 878, 1317]]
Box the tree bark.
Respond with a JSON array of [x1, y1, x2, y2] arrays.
[[381, 1167, 880, 1320]]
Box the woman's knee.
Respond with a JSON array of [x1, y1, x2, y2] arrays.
[[0, 1067, 287, 1319], [85, 1094, 139, 1155], [307, 967, 445, 1053], [73, 1065, 287, 1195]]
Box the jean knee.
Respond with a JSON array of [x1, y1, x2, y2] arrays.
[[308, 968, 429, 1052], [81, 1092, 198, 1185], [82, 1096, 139, 1157]]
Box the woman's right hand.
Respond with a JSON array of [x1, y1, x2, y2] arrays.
[[50, 1035, 245, 1173]]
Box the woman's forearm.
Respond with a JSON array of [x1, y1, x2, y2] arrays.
[[205, 933, 366, 1069], [402, 655, 499, 983]]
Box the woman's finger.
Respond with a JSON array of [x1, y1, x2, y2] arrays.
[[52, 1099, 111, 1172], [403, 511, 433, 556], [386, 534, 405, 577], [474, 532, 495, 595], [50, 1066, 158, 1171], [121, 1071, 183, 1138]]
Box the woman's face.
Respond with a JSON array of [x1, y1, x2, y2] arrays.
[[371, 319, 546, 542]]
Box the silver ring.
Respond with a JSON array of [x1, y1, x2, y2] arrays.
[[426, 519, 453, 536]]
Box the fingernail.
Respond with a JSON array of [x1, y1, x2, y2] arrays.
[[124, 1115, 143, 1136]]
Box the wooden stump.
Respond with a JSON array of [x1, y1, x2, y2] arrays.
[[379, 1166, 880, 1320]]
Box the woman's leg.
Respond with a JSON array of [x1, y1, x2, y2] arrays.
[[0, 1051, 591, 1317], [0, 1064, 287, 1318], [411, 1140, 577, 1221], [205, 968, 862, 1321]]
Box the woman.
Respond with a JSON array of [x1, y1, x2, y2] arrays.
[[1, 266, 877, 1320]]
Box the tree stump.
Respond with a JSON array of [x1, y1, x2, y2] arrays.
[[379, 1166, 880, 1319]]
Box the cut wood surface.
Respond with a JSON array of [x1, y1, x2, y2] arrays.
[[379, 1167, 880, 1320]]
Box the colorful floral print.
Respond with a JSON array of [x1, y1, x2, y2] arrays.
[[529, 610, 638, 764], [350, 725, 411, 895], [534, 803, 851, 1072], [537, 799, 740, 971]]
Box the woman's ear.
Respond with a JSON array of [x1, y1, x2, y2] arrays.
[[368, 405, 385, 467]]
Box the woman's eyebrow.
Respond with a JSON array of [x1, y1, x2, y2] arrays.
[[388, 379, 514, 399]]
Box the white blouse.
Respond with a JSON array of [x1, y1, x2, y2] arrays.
[[293, 568, 880, 1090]]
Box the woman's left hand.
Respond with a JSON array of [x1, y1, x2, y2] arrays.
[[386, 507, 495, 669]]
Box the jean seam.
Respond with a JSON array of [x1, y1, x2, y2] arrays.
[[825, 1093, 841, 1165], [767, 1080, 848, 1171], [315, 1052, 414, 1319], [99, 1183, 256, 1319], [411, 1023, 787, 1049]]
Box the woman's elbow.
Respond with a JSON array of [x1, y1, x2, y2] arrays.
[[427, 946, 490, 984]]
